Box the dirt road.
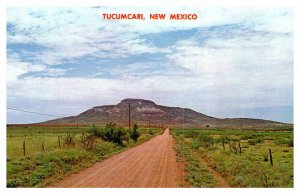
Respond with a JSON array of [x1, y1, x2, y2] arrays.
[[52, 128, 184, 188]]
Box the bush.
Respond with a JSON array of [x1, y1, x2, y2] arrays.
[[88, 123, 129, 145], [240, 134, 255, 140], [215, 135, 230, 144], [88, 125, 101, 137], [130, 123, 140, 142], [274, 138, 293, 147], [191, 134, 213, 149], [92, 141, 119, 158], [248, 137, 264, 145], [149, 129, 154, 135], [240, 134, 262, 140], [288, 139, 294, 147], [183, 130, 199, 138], [263, 153, 269, 162]]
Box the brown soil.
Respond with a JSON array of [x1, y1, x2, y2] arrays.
[[51, 128, 184, 188]]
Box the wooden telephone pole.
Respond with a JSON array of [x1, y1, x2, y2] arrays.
[[128, 102, 131, 129]]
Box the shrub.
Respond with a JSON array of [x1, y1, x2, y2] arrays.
[[240, 134, 262, 140], [61, 132, 76, 146], [88, 123, 129, 145], [248, 137, 264, 145], [288, 139, 294, 147], [240, 134, 255, 140], [79, 132, 95, 150], [229, 136, 240, 142], [92, 141, 119, 158], [149, 129, 154, 135], [274, 138, 293, 147], [110, 127, 129, 145], [263, 153, 269, 162], [191, 134, 213, 149], [130, 123, 140, 142], [215, 135, 230, 144], [263, 136, 274, 140], [183, 130, 199, 138], [87, 125, 100, 137]]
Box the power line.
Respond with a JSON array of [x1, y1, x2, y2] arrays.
[[7, 107, 65, 118]]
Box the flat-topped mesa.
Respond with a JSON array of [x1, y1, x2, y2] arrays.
[[41, 98, 290, 129], [120, 98, 156, 105]]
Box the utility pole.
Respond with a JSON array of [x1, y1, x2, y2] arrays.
[[128, 102, 131, 129], [182, 108, 185, 129], [161, 114, 164, 130]]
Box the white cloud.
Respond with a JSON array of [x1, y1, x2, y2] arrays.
[[7, 7, 161, 65], [7, 53, 46, 82], [7, 53, 67, 83], [164, 10, 293, 111], [7, 75, 195, 101], [167, 28, 293, 88], [6, 7, 293, 123], [7, 7, 292, 66]]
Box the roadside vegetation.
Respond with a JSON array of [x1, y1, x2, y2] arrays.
[[171, 128, 293, 188], [7, 123, 163, 187]]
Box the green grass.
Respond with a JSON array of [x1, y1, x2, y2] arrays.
[[171, 128, 293, 188], [7, 125, 163, 187], [173, 133, 217, 187], [7, 148, 98, 187]]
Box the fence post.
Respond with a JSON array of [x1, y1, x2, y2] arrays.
[[222, 138, 225, 149], [239, 141, 242, 155], [23, 141, 26, 156], [58, 135, 61, 147], [269, 148, 273, 166], [42, 142, 45, 151]]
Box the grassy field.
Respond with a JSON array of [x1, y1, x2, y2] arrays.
[[7, 124, 163, 187], [171, 128, 293, 188]]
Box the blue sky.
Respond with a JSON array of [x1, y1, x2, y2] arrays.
[[6, 7, 293, 123]]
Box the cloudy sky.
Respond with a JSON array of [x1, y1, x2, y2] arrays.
[[6, 7, 293, 124]]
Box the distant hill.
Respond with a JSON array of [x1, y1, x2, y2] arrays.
[[42, 98, 291, 129]]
